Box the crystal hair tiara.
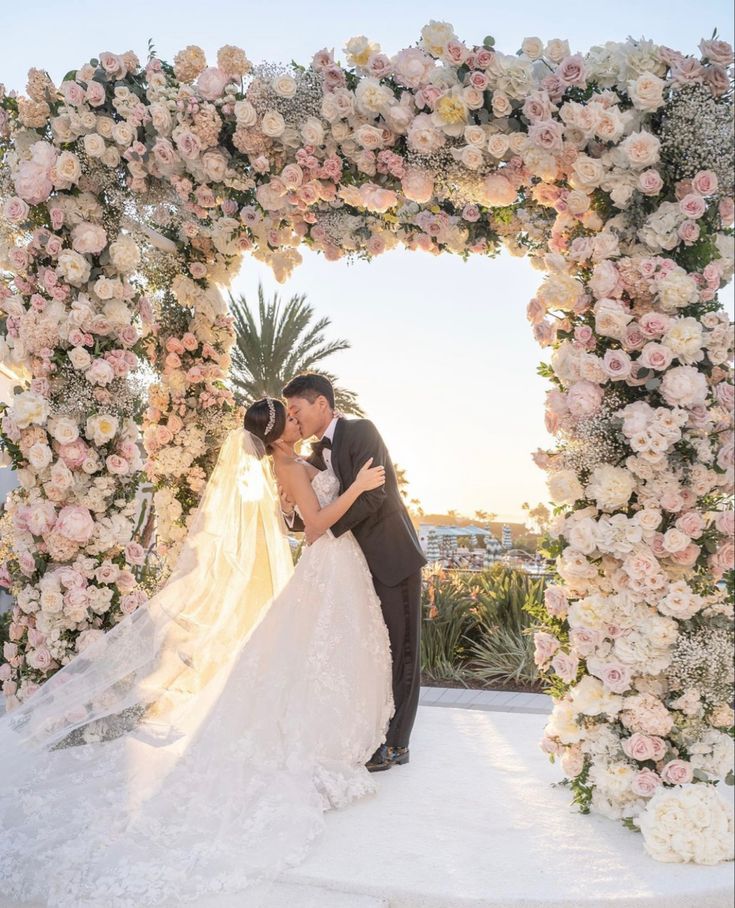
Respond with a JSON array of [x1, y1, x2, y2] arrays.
[[265, 397, 277, 436]]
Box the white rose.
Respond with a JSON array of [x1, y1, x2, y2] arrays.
[[85, 413, 119, 445], [545, 38, 570, 64], [271, 74, 297, 99], [487, 133, 510, 158], [660, 366, 708, 408], [108, 235, 141, 273], [54, 151, 82, 186], [28, 442, 53, 471], [420, 20, 456, 57], [548, 470, 585, 506], [261, 109, 286, 138], [83, 133, 106, 158], [663, 318, 704, 365], [459, 144, 484, 170], [48, 416, 79, 444], [101, 146, 121, 168], [620, 131, 661, 169], [521, 37, 545, 61], [234, 99, 257, 127], [657, 271, 699, 312], [587, 464, 636, 511], [300, 116, 325, 146], [57, 250, 91, 287], [628, 72, 666, 111], [11, 391, 49, 428], [112, 121, 135, 147]]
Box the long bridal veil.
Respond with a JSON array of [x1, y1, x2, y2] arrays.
[[0, 427, 294, 776]]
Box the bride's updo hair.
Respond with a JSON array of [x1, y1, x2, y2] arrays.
[[243, 398, 286, 454]]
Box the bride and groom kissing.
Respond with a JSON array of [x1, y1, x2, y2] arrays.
[[249, 371, 427, 772], [0, 373, 426, 904]]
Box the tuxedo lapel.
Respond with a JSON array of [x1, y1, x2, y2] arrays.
[[330, 418, 345, 485]]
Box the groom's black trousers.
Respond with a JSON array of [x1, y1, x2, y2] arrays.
[[372, 569, 423, 749]]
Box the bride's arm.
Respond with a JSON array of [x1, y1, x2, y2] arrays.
[[278, 460, 385, 539]]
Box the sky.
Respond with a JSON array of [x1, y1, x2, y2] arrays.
[[2, 1, 733, 520]]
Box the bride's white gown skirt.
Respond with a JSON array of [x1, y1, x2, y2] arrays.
[[0, 515, 394, 906]]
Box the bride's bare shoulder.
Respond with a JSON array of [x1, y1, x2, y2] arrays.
[[272, 454, 317, 485]]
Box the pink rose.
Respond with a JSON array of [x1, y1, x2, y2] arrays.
[[719, 197, 734, 225], [661, 759, 693, 785], [639, 312, 671, 339], [699, 39, 734, 65], [71, 222, 108, 255], [679, 193, 707, 219], [58, 438, 88, 469], [544, 585, 568, 618], [595, 661, 632, 694], [561, 746, 585, 778], [533, 631, 560, 667], [712, 540, 735, 578], [55, 505, 95, 544], [557, 55, 586, 87], [401, 169, 434, 204], [105, 454, 129, 475], [602, 349, 632, 381], [715, 382, 734, 411], [678, 220, 700, 245], [622, 732, 659, 762], [567, 380, 603, 418], [14, 160, 54, 205], [551, 650, 579, 683], [692, 170, 718, 195], [120, 590, 147, 614], [125, 542, 146, 565], [86, 81, 106, 107], [675, 511, 705, 539], [638, 170, 664, 195], [632, 769, 661, 797], [671, 542, 701, 567], [197, 67, 230, 100], [569, 627, 602, 657], [715, 511, 735, 536], [480, 173, 517, 207], [2, 196, 30, 224]]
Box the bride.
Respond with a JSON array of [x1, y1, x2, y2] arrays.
[[0, 398, 395, 906]]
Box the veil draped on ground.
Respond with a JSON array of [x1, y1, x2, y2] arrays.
[[0, 428, 294, 775]]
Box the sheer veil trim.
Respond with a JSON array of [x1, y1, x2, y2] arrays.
[[0, 428, 294, 771]]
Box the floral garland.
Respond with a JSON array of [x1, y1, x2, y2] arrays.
[[0, 22, 733, 861]]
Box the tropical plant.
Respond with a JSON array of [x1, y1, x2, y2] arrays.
[[465, 566, 543, 687], [420, 565, 544, 688], [228, 284, 363, 414], [420, 568, 478, 684]]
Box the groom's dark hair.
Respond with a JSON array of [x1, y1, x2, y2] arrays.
[[282, 373, 335, 408]]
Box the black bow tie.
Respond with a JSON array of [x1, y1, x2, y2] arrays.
[[312, 436, 332, 457]]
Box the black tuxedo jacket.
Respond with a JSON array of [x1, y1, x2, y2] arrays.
[[298, 418, 426, 587]]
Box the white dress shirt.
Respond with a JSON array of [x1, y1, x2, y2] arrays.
[[319, 416, 339, 473]]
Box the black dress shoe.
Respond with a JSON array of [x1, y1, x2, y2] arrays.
[[387, 745, 409, 765], [366, 744, 392, 773]]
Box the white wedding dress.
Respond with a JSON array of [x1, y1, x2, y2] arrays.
[[0, 437, 394, 907]]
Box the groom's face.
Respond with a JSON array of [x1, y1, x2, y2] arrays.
[[287, 395, 331, 439]]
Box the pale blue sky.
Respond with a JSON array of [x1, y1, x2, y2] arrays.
[[2, 2, 733, 519]]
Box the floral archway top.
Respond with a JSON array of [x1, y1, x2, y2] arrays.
[[0, 22, 733, 862]]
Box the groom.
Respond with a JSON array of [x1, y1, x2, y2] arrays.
[[281, 374, 426, 772]]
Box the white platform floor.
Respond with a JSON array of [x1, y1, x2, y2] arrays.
[[1, 702, 732, 908]]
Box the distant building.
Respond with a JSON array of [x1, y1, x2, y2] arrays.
[[502, 524, 513, 549], [418, 524, 504, 571]]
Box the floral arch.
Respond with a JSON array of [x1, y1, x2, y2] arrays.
[[0, 22, 733, 861]]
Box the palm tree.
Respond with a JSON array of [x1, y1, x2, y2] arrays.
[[229, 284, 364, 415]]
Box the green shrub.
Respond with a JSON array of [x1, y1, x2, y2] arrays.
[[421, 565, 544, 688]]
